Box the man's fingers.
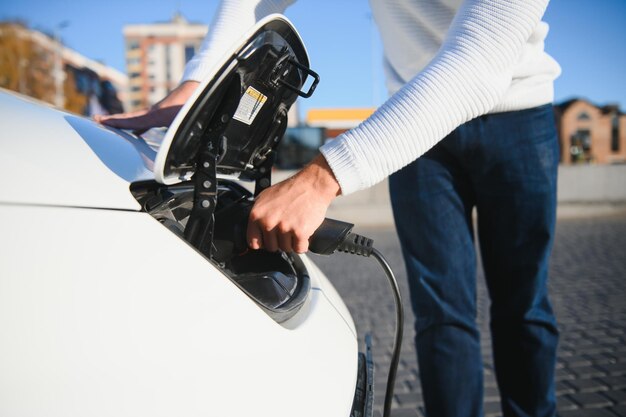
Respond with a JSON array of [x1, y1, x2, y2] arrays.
[[247, 220, 263, 250], [101, 115, 151, 130], [94, 105, 182, 131], [96, 112, 152, 130], [278, 231, 294, 253], [293, 231, 310, 254], [247, 218, 296, 253], [96, 109, 148, 123], [262, 228, 279, 253]]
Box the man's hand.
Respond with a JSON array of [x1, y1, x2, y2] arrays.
[[247, 154, 341, 254], [95, 81, 200, 132]]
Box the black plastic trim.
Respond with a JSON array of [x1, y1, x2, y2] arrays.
[[163, 18, 312, 183], [277, 58, 319, 98], [351, 334, 374, 417]]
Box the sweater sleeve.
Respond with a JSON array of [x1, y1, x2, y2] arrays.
[[182, 0, 296, 82], [320, 0, 550, 195]]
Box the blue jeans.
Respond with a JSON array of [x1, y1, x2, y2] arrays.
[[389, 104, 559, 417]]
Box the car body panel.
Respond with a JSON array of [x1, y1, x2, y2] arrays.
[[0, 204, 358, 416], [0, 89, 152, 210], [301, 254, 357, 336]]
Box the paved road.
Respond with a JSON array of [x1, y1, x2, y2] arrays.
[[311, 215, 626, 417]]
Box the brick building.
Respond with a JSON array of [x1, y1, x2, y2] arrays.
[[554, 98, 626, 165]]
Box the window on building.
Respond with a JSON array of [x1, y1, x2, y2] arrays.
[[130, 86, 141, 92], [75, 72, 89, 94], [129, 72, 141, 79], [611, 114, 620, 152], [127, 40, 140, 50], [165, 44, 172, 82], [577, 112, 591, 121], [570, 129, 592, 163], [127, 57, 140, 66], [185, 45, 196, 63]]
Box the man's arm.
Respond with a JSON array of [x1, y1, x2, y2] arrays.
[[98, 0, 551, 254], [319, 0, 551, 195], [249, 0, 551, 252]]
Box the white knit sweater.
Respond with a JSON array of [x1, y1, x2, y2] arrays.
[[182, 0, 561, 195]]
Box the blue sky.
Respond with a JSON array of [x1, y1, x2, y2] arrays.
[[1, 0, 625, 116]]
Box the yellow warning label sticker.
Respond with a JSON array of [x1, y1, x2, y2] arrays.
[[233, 86, 268, 125]]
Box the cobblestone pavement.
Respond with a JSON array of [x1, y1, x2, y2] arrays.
[[311, 215, 626, 417]]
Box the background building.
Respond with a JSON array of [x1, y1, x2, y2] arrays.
[[307, 108, 375, 139], [123, 13, 207, 111], [0, 21, 127, 115], [555, 99, 626, 165], [268, 107, 376, 170]]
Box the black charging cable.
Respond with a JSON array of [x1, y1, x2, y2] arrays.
[[305, 219, 403, 417], [335, 232, 404, 417], [214, 208, 404, 417]]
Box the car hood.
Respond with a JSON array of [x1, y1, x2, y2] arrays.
[[0, 90, 154, 210]]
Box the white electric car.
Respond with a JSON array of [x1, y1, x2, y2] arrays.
[[0, 15, 372, 417]]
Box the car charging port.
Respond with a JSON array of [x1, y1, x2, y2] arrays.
[[131, 180, 310, 324]]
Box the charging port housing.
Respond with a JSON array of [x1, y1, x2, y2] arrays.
[[132, 180, 310, 323]]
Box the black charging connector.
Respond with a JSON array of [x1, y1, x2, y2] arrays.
[[337, 232, 374, 257]]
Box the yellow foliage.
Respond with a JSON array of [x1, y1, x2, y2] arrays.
[[0, 23, 56, 104]]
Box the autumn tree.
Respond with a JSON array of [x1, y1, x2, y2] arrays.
[[0, 22, 88, 113], [0, 22, 58, 103]]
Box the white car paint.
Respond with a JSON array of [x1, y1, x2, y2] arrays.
[[0, 14, 362, 415], [0, 90, 153, 210], [0, 204, 358, 416]]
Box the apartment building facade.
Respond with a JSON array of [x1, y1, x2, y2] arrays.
[[123, 14, 208, 111]]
